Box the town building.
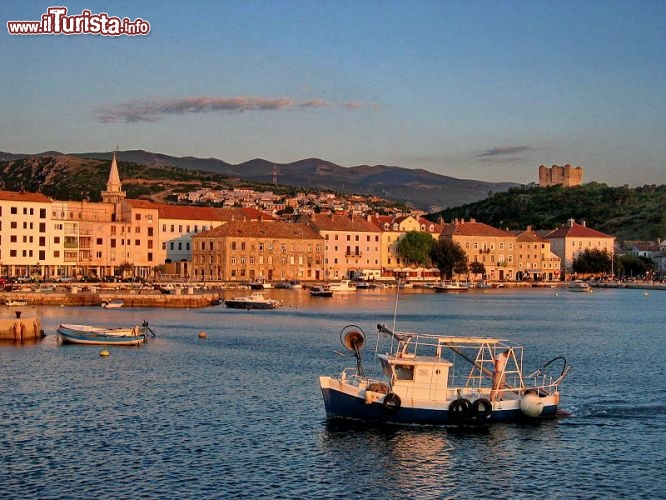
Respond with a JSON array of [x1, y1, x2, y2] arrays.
[[545, 219, 615, 279], [368, 214, 442, 280], [440, 219, 517, 281], [514, 226, 561, 281], [190, 221, 324, 282], [304, 213, 382, 280], [538, 163, 583, 187], [0, 189, 54, 278]]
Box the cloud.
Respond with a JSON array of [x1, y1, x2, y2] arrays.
[[96, 95, 376, 123], [476, 146, 536, 158]]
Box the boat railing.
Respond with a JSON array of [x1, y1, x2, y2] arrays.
[[339, 368, 388, 392]]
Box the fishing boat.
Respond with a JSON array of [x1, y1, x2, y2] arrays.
[[101, 299, 124, 308], [57, 322, 154, 346], [224, 291, 281, 310], [309, 285, 333, 297], [568, 280, 591, 292], [433, 280, 469, 292], [319, 323, 569, 425]]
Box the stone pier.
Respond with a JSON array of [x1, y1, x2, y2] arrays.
[[0, 313, 44, 342]]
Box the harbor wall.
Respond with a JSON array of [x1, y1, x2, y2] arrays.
[[1, 291, 221, 308], [0, 314, 43, 341]]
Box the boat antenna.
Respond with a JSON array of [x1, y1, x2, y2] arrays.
[[392, 271, 406, 332]]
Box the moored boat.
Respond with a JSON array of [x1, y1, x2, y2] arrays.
[[309, 285, 333, 297], [5, 299, 28, 306], [319, 323, 569, 426], [57, 322, 153, 346], [101, 299, 124, 308], [433, 280, 469, 292], [568, 280, 591, 292], [328, 280, 356, 293], [224, 291, 281, 309], [249, 278, 272, 290]]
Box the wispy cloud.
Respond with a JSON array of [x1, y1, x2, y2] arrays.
[[476, 146, 536, 158], [96, 95, 376, 123]]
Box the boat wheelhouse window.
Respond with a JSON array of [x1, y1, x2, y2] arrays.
[[394, 364, 414, 381]]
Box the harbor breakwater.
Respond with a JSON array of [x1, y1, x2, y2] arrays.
[[1, 290, 221, 309], [0, 313, 43, 341]]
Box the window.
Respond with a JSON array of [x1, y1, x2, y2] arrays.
[[135, 213, 141, 221], [394, 364, 414, 380]]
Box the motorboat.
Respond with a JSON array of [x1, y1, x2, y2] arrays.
[[101, 299, 124, 308], [328, 280, 356, 293], [5, 299, 28, 306], [433, 280, 469, 292], [568, 280, 591, 292], [319, 323, 569, 425], [309, 285, 333, 297], [249, 278, 272, 290], [224, 291, 281, 309], [57, 322, 154, 346]]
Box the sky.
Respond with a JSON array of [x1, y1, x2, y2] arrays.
[[2, 0, 665, 185]]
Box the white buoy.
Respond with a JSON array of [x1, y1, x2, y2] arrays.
[[520, 392, 544, 417], [99, 348, 110, 357]]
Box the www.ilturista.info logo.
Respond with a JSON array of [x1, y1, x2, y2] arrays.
[[7, 7, 150, 36]]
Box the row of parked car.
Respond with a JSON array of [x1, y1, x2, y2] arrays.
[[1, 275, 146, 286]]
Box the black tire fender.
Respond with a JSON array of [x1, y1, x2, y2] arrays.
[[382, 392, 401, 412], [448, 398, 472, 420], [472, 398, 493, 420]]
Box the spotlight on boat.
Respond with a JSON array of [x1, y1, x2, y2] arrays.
[[340, 325, 366, 377], [340, 325, 365, 352]]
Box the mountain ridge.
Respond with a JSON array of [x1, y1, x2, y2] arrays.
[[0, 149, 519, 210]]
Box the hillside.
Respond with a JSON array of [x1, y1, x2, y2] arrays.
[[0, 150, 517, 210], [429, 183, 666, 242], [0, 154, 264, 202]]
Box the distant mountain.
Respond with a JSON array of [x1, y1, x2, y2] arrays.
[[0, 150, 518, 210]]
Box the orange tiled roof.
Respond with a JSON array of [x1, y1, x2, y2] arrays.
[[516, 230, 548, 243], [124, 199, 274, 222], [195, 221, 323, 240], [368, 214, 443, 233], [545, 221, 612, 239], [0, 189, 52, 203], [440, 220, 510, 238], [307, 213, 381, 232]]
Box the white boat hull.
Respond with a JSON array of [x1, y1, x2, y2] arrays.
[[320, 376, 560, 424]]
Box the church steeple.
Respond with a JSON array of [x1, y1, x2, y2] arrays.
[[106, 152, 123, 193], [101, 152, 126, 216]]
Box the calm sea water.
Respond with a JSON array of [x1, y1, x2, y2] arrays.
[[1, 287, 665, 499]]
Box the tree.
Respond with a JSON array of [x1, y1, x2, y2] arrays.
[[396, 231, 435, 267], [572, 249, 613, 275], [430, 239, 468, 279], [469, 261, 486, 279], [116, 261, 134, 278], [617, 254, 655, 278]]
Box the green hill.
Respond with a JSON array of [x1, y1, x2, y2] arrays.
[[428, 183, 666, 242]]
